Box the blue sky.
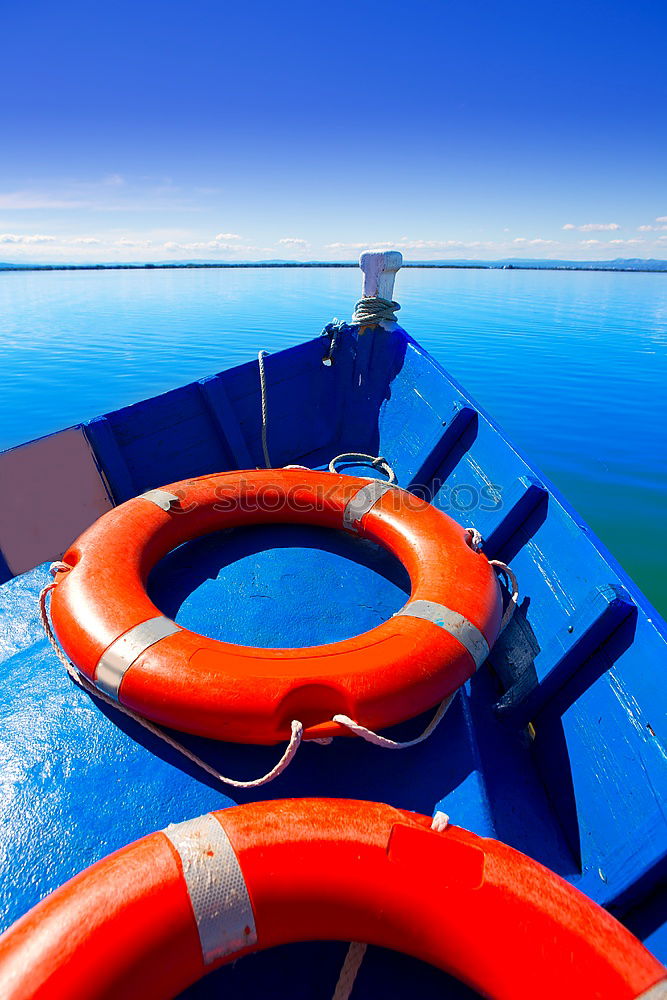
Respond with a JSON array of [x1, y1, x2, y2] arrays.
[[1, 0, 666, 262]]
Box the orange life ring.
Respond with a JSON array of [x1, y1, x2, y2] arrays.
[[0, 798, 663, 1000], [50, 468, 502, 744]]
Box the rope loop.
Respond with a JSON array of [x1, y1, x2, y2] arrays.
[[38, 579, 458, 787], [49, 560, 72, 577], [320, 319, 349, 366], [320, 318, 349, 338], [332, 692, 455, 749], [328, 452, 397, 485], [465, 527, 519, 632], [351, 296, 400, 326], [489, 558, 520, 632], [38, 580, 304, 790], [465, 527, 484, 552]]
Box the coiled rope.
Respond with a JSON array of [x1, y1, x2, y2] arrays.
[[351, 296, 400, 326]]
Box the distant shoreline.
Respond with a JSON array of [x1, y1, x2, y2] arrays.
[[1, 260, 666, 274]]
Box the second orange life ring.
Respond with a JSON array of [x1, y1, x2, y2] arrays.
[[0, 798, 663, 1000]]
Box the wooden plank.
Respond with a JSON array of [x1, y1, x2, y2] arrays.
[[0, 427, 114, 576], [477, 475, 548, 557], [197, 375, 252, 468], [495, 583, 637, 727], [406, 402, 478, 491], [85, 415, 136, 503]]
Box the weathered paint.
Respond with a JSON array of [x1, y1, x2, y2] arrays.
[[0, 425, 112, 581], [359, 250, 403, 301]]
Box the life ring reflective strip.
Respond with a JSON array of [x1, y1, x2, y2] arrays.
[[50, 469, 502, 744], [0, 799, 663, 1000]]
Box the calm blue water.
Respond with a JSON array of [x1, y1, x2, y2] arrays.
[[1, 266, 666, 614]]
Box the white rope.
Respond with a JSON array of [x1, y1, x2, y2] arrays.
[[351, 296, 400, 326], [332, 942, 368, 1000], [465, 529, 519, 632], [40, 569, 459, 776], [257, 349, 271, 469], [331, 810, 452, 1000], [328, 453, 397, 485], [431, 810, 450, 832], [39, 565, 303, 790], [465, 526, 483, 552], [331, 692, 456, 749], [489, 558, 519, 631]]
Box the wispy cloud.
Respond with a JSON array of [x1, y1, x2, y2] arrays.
[[0, 233, 56, 244], [114, 237, 154, 248], [2, 225, 666, 264], [513, 237, 557, 246], [0, 193, 89, 210], [638, 216, 667, 231], [563, 222, 620, 232], [326, 239, 492, 251], [161, 239, 266, 254], [0, 175, 205, 214], [396, 239, 473, 250]]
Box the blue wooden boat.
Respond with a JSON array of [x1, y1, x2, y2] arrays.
[[0, 251, 665, 997]]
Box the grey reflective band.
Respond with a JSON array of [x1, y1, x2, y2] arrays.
[[94, 616, 181, 700], [636, 983, 667, 1000], [343, 480, 396, 531], [394, 599, 490, 668], [163, 813, 257, 964], [139, 489, 181, 511]]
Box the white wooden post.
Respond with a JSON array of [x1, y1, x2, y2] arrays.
[[359, 250, 403, 300]]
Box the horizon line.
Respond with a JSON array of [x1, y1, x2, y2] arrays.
[[1, 256, 666, 275]]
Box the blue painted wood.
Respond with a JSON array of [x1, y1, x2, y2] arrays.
[[0, 549, 11, 586], [1, 319, 666, 993], [476, 474, 548, 559], [85, 383, 234, 501], [406, 402, 478, 493], [494, 583, 636, 727], [196, 375, 253, 468], [84, 415, 136, 502]]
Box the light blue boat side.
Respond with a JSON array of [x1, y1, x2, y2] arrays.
[[0, 265, 665, 995]]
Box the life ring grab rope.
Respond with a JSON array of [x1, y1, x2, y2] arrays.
[[39, 573, 460, 788], [39, 453, 518, 789]]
